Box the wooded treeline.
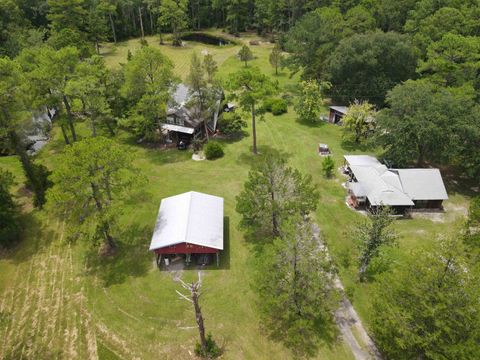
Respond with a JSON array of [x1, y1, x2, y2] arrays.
[[4, 0, 480, 56]]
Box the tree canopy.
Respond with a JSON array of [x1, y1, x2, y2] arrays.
[[120, 46, 176, 141], [47, 137, 139, 253], [326, 31, 418, 106], [236, 151, 318, 238], [371, 238, 480, 360], [226, 67, 276, 154], [376, 80, 477, 168]]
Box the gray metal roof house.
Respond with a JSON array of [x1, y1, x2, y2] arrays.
[[344, 155, 448, 211], [162, 84, 223, 140]]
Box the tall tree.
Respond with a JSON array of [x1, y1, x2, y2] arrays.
[[157, 0, 188, 46], [405, 6, 469, 56], [284, 7, 345, 78], [353, 206, 397, 282], [294, 79, 329, 124], [226, 67, 276, 154], [120, 46, 176, 140], [236, 151, 318, 238], [85, 0, 111, 53], [343, 5, 376, 36], [342, 100, 376, 144], [326, 31, 417, 106], [268, 43, 283, 75], [203, 53, 218, 83], [47, 137, 138, 253], [225, 0, 250, 35], [0, 57, 49, 207], [256, 217, 337, 356], [17, 45, 80, 143], [47, 0, 87, 32], [66, 55, 114, 137], [376, 80, 475, 167], [418, 33, 480, 89], [237, 44, 253, 67], [186, 53, 220, 142], [371, 238, 480, 359]]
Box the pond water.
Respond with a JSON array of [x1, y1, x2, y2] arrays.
[[180, 33, 232, 46]]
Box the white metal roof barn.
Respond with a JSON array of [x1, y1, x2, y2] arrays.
[[149, 191, 224, 256]]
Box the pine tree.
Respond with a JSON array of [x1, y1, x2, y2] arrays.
[[238, 44, 253, 67]]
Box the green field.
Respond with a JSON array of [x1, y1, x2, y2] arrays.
[[0, 34, 472, 360]]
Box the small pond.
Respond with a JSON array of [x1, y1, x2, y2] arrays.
[[180, 32, 233, 46]]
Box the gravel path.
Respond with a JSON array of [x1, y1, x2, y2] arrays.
[[312, 224, 382, 360]]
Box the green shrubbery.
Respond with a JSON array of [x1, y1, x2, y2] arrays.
[[194, 333, 221, 359], [219, 112, 247, 136], [322, 156, 335, 178], [204, 141, 224, 160], [262, 98, 288, 115]]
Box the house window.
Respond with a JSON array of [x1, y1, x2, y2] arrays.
[[166, 116, 174, 124], [174, 118, 184, 126]]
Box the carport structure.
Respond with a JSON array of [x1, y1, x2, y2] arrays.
[[149, 191, 224, 267]]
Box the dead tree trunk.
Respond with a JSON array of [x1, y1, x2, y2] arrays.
[[176, 272, 208, 355]]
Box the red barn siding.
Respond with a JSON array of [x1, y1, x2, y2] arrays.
[[153, 242, 219, 255]]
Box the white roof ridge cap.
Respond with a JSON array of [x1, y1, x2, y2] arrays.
[[185, 192, 194, 243]]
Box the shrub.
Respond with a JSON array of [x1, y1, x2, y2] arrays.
[[322, 156, 335, 178], [219, 112, 247, 136], [204, 141, 224, 160], [262, 98, 287, 116], [271, 99, 288, 115], [194, 333, 221, 359]]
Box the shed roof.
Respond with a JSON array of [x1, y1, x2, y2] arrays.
[[395, 169, 449, 201], [330, 106, 348, 114], [149, 191, 224, 251], [161, 123, 195, 134], [344, 155, 381, 167]]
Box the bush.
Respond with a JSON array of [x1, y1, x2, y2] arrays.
[[194, 333, 221, 359], [204, 141, 224, 160], [219, 112, 247, 136], [322, 156, 335, 178], [271, 99, 288, 115], [262, 98, 287, 116]]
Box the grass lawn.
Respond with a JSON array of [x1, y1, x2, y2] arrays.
[[0, 33, 473, 359]]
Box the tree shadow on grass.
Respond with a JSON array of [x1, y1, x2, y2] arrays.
[[215, 130, 250, 145], [140, 147, 192, 166], [2, 211, 55, 264], [84, 223, 152, 287], [264, 314, 339, 359], [340, 138, 376, 153], [296, 117, 327, 129], [441, 167, 480, 198], [235, 145, 290, 167]]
